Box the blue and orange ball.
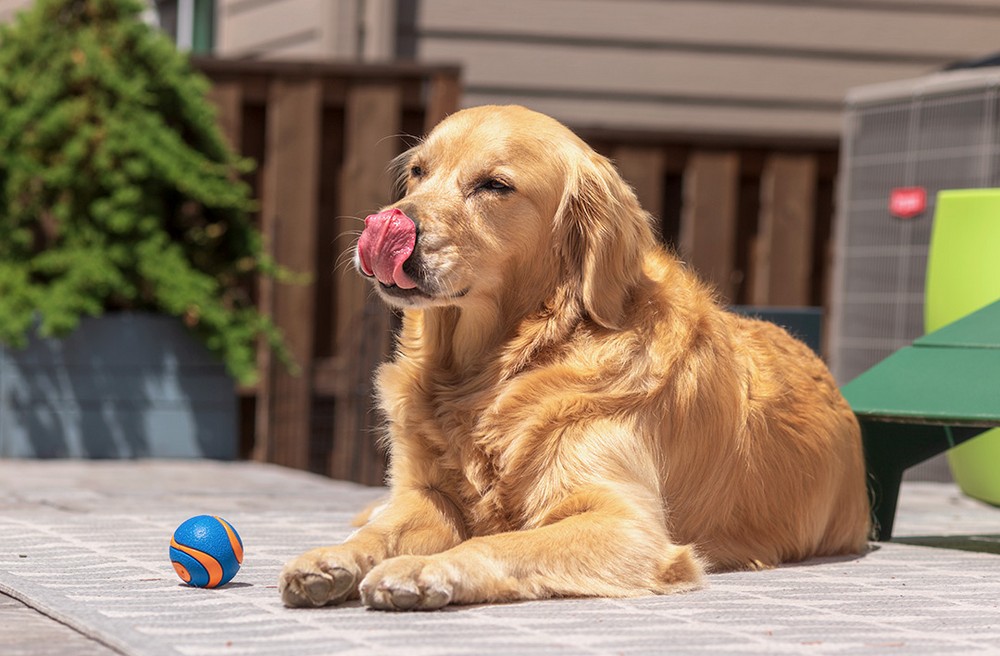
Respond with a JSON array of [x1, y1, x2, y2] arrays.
[[169, 515, 244, 588]]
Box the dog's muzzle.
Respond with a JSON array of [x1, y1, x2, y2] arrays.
[[357, 208, 418, 289]]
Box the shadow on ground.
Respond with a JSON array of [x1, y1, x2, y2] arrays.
[[777, 548, 874, 570], [893, 534, 1000, 555]]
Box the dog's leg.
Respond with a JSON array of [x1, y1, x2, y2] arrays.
[[359, 485, 703, 611], [279, 488, 464, 607]]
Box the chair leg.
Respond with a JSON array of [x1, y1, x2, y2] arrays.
[[861, 421, 962, 541]]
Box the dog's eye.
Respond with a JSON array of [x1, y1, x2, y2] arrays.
[[477, 178, 514, 194], [409, 165, 425, 179]]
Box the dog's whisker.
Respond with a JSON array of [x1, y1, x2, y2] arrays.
[[335, 229, 363, 242], [377, 133, 422, 149], [334, 254, 358, 277]]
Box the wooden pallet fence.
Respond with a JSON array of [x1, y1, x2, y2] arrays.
[[199, 59, 835, 486], [198, 59, 460, 484], [590, 134, 838, 310]]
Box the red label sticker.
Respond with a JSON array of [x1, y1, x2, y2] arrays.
[[889, 187, 927, 219]]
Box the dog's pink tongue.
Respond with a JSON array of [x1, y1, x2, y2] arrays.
[[357, 208, 418, 289]]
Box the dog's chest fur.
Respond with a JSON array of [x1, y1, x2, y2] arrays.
[[379, 356, 563, 537], [428, 380, 537, 536]]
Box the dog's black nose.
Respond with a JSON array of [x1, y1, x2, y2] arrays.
[[391, 203, 423, 283], [394, 202, 422, 236]]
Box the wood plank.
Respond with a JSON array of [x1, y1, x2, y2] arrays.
[[418, 0, 1000, 60], [420, 39, 929, 107], [612, 146, 666, 235], [842, 0, 1000, 10], [680, 151, 741, 302], [313, 96, 347, 365], [735, 172, 762, 305], [237, 102, 269, 400], [194, 58, 462, 83], [326, 0, 361, 59], [361, 0, 397, 61], [252, 40, 330, 61], [425, 70, 462, 133], [312, 357, 347, 397], [330, 84, 403, 484], [253, 79, 323, 471], [205, 80, 255, 397], [252, 101, 276, 465], [752, 154, 818, 306], [217, 0, 327, 57], [812, 173, 836, 316], [462, 91, 843, 142], [205, 81, 243, 162]]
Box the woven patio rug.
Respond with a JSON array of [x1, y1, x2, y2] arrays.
[[1, 461, 999, 655]]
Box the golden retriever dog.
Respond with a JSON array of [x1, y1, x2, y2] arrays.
[[279, 105, 870, 611]]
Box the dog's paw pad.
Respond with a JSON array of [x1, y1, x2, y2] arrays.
[[360, 557, 454, 611], [279, 552, 361, 608]]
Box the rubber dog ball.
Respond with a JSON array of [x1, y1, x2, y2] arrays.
[[170, 515, 244, 588]]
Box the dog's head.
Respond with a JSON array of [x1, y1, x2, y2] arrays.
[[355, 105, 655, 329]]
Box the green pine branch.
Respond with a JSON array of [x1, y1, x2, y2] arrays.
[[0, 0, 293, 385]]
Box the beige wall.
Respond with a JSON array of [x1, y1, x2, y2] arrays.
[[0, 0, 32, 23], [215, 0, 396, 60], [215, 0, 1000, 141], [408, 0, 1000, 141], [217, 0, 350, 59], [5, 0, 1000, 141]]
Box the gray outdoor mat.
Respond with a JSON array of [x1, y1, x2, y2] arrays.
[[1, 461, 999, 655]]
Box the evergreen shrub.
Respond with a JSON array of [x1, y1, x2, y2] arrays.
[[0, 0, 291, 384]]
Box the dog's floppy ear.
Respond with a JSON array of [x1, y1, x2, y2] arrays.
[[555, 150, 657, 330], [389, 145, 419, 201]]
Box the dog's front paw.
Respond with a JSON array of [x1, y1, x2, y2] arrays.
[[279, 547, 364, 608], [359, 555, 454, 611]]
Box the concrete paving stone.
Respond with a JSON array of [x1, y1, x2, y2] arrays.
[[0, 593, 120, 656], [1, 460, 999, 655]]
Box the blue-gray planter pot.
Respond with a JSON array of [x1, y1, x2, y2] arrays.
[[0, 313, 237, 459]]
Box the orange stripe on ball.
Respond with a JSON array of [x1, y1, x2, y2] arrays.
[[170, 537, 224, 588], [215, 516, 244, 564], [172, 561, 192, 583]]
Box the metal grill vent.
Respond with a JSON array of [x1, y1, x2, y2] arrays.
[[830, 67, 1000, 384]]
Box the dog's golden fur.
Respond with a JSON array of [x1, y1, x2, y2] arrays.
[[279, 105, 870, 610]]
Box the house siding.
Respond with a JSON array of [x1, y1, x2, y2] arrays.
[[0, 0, 31, 23], [405, 0, 1000, 139], [6, 0, 999, 139], [216, 0, 360, 59]]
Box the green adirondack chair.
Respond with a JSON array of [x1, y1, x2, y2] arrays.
[[843, 299, 1000, 539], [924, 189, 1000, 507], [843, 184, 1000, 541]]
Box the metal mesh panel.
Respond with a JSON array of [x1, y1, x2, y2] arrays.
[[830, 69, 1000, 387]]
